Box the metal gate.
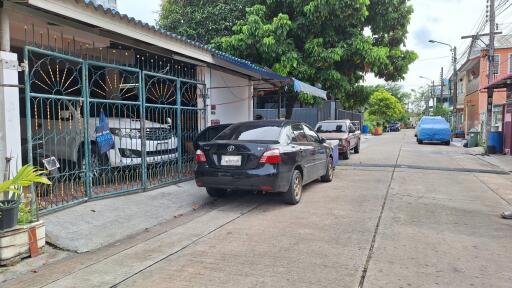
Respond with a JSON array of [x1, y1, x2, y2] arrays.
[[23, 46, 206, 213]]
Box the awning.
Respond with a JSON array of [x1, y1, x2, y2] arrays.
[[293, 78, 327, 100], [481, 73, 512, 90]]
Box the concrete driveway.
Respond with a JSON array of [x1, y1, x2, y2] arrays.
[[4, 130, 512, 288]]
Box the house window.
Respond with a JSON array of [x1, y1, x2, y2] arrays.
[[509, 54, 512, 73], [492, 105, 503, 131], [492, 55, 500, 75]]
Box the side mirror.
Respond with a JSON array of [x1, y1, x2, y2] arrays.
[[319, 137, 327, 144], [349, 127, 355, 133]]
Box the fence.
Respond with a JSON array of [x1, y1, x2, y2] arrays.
[[255, 101, 362, 128], [23, 46, 206, 213]]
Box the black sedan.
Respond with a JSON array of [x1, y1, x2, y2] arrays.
[[194, 120, 334, 205]]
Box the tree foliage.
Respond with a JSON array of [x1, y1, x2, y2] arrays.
[[158, 0, 417, 110], [431, 104, 451, 121], [367, 89, 405, 123], [158, 0, 257, 44]]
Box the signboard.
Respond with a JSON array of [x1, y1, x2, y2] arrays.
[[211, 119, 221, 126]]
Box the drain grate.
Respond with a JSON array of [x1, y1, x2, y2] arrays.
[[339, 163, 510, 175]]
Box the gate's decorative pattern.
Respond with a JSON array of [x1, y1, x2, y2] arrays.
[[23, 47, 206, 213]]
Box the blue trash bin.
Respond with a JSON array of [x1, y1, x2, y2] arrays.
[[488, 131, 504, 154], [362, 125, 369, 134]]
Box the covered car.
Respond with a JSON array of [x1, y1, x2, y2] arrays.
[[416, 116, 451, 145]]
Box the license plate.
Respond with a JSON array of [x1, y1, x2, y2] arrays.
[[221, 155, 242, 166], [157, 142, 169, 150]]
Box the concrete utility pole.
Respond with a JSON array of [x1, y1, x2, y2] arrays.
[[440, 67, 444, 107], [485, 0, 496, 152], [452, 46, 458, 129]]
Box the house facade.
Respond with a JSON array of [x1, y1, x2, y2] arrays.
[[459, 37, 512, 136], [0, 0, 325, 214]]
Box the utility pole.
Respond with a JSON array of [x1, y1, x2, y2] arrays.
[[430, 80, 434, 115], [452, 46, 458, 130], [485, 0, 496, 152], [440, 67, 444, 108]]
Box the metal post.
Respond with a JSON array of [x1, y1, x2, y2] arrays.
[[485, 0, 496, 152], [440, 67, 443, 108], [177, 80, 182, 176], [140, 71, 147, 188], [452, 46, 458, 129], [82, 61, 92, 199], [23, 47, 37, 218]]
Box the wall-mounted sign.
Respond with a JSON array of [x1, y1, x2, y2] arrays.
[[211, 119, 221, 126]]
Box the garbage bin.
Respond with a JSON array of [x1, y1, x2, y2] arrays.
[[467, 130, 480, 148], [362, 125, 369, 134], [488, 131, 503, 154]]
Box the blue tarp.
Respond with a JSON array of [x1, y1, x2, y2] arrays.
[[417, 116, 451, 142]]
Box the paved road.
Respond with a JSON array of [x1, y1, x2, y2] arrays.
[[6, 130, 512, 287]]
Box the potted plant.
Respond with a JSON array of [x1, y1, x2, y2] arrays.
[[0, 165, 51, 231]]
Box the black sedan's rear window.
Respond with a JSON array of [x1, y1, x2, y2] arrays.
[[215, 124, 282, 141]]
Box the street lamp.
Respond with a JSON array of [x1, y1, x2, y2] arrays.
[[419, 76, 435, 115], [428, 39, 458, 129]]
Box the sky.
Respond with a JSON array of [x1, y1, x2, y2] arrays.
[[117, 0, 497, 92]]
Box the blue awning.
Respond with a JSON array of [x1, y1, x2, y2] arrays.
[[293, 78, 327, 100]]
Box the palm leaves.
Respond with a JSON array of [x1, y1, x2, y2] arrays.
[[0, 165, 51, 195]]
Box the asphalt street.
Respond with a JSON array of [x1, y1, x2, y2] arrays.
[[5, 130, 512, 288]]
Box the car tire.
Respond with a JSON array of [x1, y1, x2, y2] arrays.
[[341, 149, 350, 160], [321, 157, 334, 183], [417, 139, 423, 144], [284, 170, 303, 205], [206, 187, 227, 198], [443, 141, 451, 146], [354, 141, 360, 154]]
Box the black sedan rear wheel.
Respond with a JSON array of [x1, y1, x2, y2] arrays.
[[321, 157, 334, 182], [206, 187, 227, 198], [284, 170, 303, 205]]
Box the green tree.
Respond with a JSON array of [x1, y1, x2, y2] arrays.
[[431, 104, 451, 121], [367, 89, 405, 123], [158, 0, 257, 44], [372, 83, 412, 106], [158, 0, 417, 115], [211, 1, 417, 113]]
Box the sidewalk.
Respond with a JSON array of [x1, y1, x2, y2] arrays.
[[476, 154, 512, 172], [43, 180, 211, 253]]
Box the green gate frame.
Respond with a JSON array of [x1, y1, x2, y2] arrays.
[[23, 46, 207, 214]]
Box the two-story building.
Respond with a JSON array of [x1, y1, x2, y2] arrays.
[[458, 35, 511, 137]]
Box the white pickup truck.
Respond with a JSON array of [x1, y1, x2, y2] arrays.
[[22, 101, 178, 169]]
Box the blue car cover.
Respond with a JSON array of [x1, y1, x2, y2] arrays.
[[417, 116, 451, 142]]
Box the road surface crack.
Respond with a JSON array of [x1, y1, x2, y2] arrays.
[[357, 135, 403, 288]]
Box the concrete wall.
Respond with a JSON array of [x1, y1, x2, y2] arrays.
[[0, 51, 22, 182], [208, 68, 252, 125]]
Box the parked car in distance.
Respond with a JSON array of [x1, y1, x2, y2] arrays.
[[194, 120, 334, 205], [193, 123, 232, 151], [416, 116, 451, 145], [315, 120, 360, 160], [351, 121, 360, 132], [387, 121, 401, 132]]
